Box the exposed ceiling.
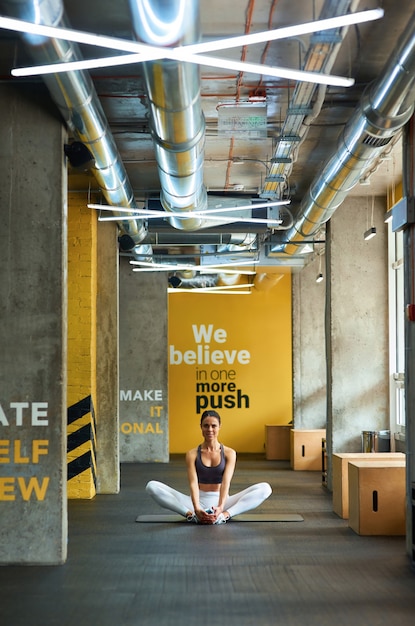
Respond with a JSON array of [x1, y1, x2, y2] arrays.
[[0, 0, 414, 277]]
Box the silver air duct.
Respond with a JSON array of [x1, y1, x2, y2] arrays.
[[1, 0, 148, 250], [272, 10, 415, 256], [129, 0, 208, 231]]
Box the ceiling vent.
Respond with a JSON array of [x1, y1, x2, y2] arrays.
[[362, 134, 392, 148]]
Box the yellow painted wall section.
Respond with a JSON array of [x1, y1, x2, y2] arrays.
[[388, 180, 403, 208], [67, 194, 98, 498], [168, 273, 292, 453]]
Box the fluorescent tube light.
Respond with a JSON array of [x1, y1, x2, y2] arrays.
[[88, 200, 290, 214], [13, 52, 355, 86], [91, 203, 285, 226], [133, 266, 256, 276], [2, 8, 383, 84], [168, 288, 252, 294], [169, 284, 252, 291], [98, 213, 283, 225], [130, 258, 257, 267], [130, 259, 257, 274], [0, 9, 384, 56]]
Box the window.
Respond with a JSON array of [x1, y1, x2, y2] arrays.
[[388, 222, 405, 436]]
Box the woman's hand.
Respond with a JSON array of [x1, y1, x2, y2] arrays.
[[211, 505, 223, 519], [195, 508, 217, 524]]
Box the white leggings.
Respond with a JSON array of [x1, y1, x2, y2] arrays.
[[145, 480, 272, 518]]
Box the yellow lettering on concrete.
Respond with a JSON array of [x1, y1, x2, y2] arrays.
[[0, 477, 15, 500], [0, 440, 50, 463], [14, 440, 30, 464], [18, 477, 50, 501], [121, 422, 163, 435], [32, 440, 49, 463], [0, 440, 10, 463]]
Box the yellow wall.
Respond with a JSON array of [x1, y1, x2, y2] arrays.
[[168, 273, 292, 453], [67, 194, 98, 498]]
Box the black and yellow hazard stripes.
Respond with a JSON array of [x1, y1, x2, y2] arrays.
[[67, 395, 97, 499]]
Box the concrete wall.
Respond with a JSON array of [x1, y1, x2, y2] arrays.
[[0, 84, 67, 564], [119, 257, 168, 462]]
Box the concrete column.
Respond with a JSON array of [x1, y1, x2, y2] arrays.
[[0, 84, 67, 564], [292, 196, 389, 490], [327, 196, 389, 487], [119, 257, 168, 462], [96, 219, 120, 493], [329, 197, 389, 444]]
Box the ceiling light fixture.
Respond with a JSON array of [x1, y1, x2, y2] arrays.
[[130, 259, 257, 274], [316, 253, 324, 283], [89, 201, 288, 226], [130, 259, 257, 267], [98, 213, 283, 226], [363, 226, 377, 241], [13, 52, 354, 87], [168, 288, 252, 295], [88, 199, 290, 214], [364, 196, 377, 240], [170, 283, 252, 292], [133, 267, 256, 275], [0, 9, 384, 86]]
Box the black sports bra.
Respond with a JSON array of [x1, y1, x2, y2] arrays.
[[195, 444, 226, 484]]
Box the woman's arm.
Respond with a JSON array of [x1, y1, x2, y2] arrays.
[[215, 446, 236, 514], [186, 448, 220, 523], [186, 448, 200, 512], [186, 448, 212, 522]]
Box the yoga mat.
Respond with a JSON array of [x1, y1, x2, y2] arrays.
[[136, 513, 303, 523]]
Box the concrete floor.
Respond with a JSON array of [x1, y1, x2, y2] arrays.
[[0, 456, 414, 625]]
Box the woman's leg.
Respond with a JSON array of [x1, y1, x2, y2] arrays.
[[223, 482, 272, 518], [145, 480, 193, 517]]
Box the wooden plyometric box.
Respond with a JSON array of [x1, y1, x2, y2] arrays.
[[290, 429, 326, 471], [265, 425, 291, 460], [333, 452, 405, 519], [348, 460, 406, 535]]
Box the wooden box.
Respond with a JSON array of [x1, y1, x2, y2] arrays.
[[348, 460, 406, 535], [333, 452, 405, 519], [290, 429, 326, 471], [265, 425, 291, 460]]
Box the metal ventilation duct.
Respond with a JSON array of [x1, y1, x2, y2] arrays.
[[271, 10, 415, 256], [1, 0, 148, 250], [129, 0, 208, 231]]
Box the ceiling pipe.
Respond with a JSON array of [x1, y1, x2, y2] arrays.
[[128, 0, 208, 231], [262, 0, 361, 201], [128, 0, 266, 266], [0, 0, 149, 251], [272, 10, 415, 256]]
